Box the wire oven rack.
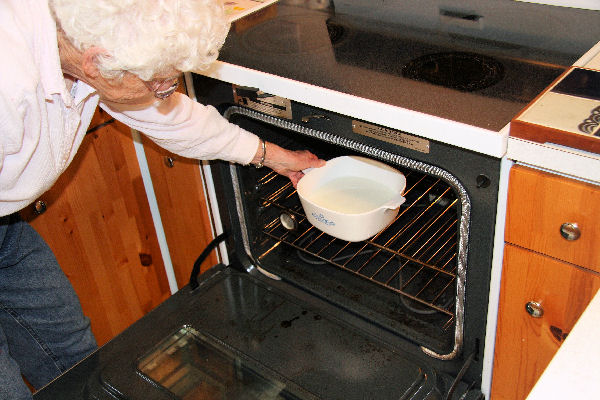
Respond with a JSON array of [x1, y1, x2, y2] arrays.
[[254, 170, 458, 327]]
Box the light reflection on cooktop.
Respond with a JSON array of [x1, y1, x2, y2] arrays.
[[241, 15, 334, 55]]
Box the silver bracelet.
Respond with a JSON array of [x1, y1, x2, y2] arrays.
[[255, 139, 266, 169]]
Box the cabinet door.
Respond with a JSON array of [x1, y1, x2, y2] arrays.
[[491, 244, 600, 400], [141, 137, 218, 288], [20, 109, 171, 345], [505, 165, 600, 272]]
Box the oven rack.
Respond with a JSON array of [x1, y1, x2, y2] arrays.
[[254, 171, 458, 325]]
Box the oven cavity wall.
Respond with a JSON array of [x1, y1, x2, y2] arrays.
[[193, 74, 502, 386]]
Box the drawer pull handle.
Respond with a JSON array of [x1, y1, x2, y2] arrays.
[[164, 156, 175, 168], [560, 222, 581, 241], [34, 200, 47, 215], [525, 301, 544, 318]]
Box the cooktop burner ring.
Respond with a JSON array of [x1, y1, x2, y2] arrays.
[[402, 51, 505, 91]]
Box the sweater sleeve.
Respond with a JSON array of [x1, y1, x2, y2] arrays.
[[100, 92, 260, 165]]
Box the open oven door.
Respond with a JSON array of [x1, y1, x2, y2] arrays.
[[34, 260, 483, 400]]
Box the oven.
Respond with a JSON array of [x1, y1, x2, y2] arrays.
[[34, 1, 599, 399], [192, 80, 502, 397]]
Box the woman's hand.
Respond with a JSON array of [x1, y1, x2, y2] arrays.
[[252, 141, 325, 187]]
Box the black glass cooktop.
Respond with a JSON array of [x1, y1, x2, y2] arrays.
[[217, 3, 593, 131]]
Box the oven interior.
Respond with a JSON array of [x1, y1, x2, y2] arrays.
[[227, 114, 461, 357], [68, 106, 489, 399]]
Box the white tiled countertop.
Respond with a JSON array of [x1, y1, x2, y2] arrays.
[[527, 289, 600, 399]]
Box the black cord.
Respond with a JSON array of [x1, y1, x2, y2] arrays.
[[444, 351, 476, 400], [86, 118, 115, 134], [189, 232, 229, 290]]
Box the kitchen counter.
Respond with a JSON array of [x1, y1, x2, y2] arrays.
[[527, 288, 600, 399]]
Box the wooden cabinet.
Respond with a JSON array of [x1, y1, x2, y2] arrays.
[[491, 165, 600, 400], [141, 138, 218, 288], [21, 109, 171, 345], [491, 244, 600, 400], [21, 106, 219, 346], [20, 97, 218, 347], [504, 165, 600, 272]]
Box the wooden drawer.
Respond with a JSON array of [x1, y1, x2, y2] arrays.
[[505, 165, 600, 272], [491, 244, 600, 400]]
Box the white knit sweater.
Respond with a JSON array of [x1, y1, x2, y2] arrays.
[[0, 0, 259, 216]]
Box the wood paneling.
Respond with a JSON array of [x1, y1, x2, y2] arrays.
[[505, 165, 600, 272], [491, 244, 600, 400], [21, 109, 170, 345], [141, 137, 218, 289]]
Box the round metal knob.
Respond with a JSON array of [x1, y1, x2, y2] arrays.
[[279, 212, 298, 231], [164, 156, 175, 168], [525, 301, 544, 318], [476, 174, 491, 188], [559, 222, 581, 241], [34, 200, 47, 215]]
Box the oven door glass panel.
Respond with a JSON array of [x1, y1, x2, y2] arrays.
[[82, 270, 444, 400], [137, 326, 296, 400]]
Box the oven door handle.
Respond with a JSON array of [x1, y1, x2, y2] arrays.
[[189, 232, 229, 290]]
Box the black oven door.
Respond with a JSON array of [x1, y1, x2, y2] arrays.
[[33, 264, 482, 400]]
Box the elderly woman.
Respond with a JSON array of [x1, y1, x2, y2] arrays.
[[0, 0, 323, 398]]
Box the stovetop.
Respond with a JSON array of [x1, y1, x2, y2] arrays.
[[217, 2, 597, 132]]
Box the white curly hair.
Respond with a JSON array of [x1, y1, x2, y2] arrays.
[[50, 0, 230, 80]]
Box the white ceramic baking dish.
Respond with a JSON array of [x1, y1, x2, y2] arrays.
[[297, 156, 406, 242]]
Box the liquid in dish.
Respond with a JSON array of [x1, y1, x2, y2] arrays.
[[306, 176, 397, 214]]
